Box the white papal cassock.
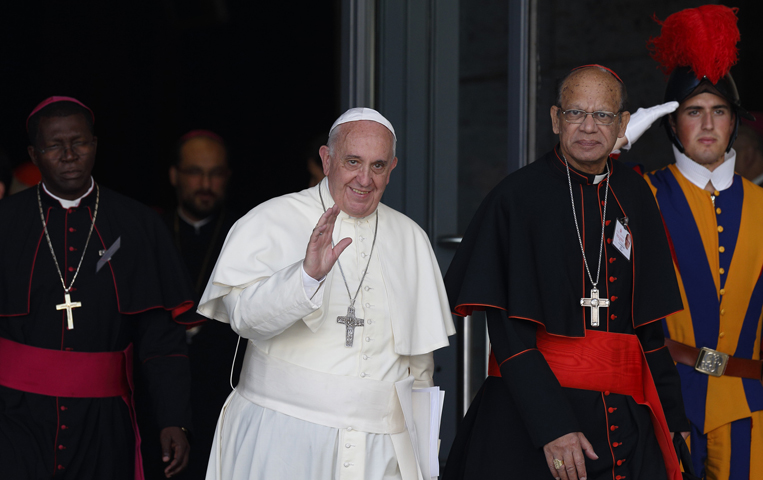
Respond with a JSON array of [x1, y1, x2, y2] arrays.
[[198, 177, 455, 480]]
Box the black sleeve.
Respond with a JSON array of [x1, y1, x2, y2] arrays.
[[133, 309, 193, 431], [637, 320, 690, 432], [487, 308, 580, 448]]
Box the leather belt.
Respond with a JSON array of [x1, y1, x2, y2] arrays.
[[665, 338, 762, 379]]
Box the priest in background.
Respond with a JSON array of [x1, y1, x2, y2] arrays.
[[145, 130, 243, 480]]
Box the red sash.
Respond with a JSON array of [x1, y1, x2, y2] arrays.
[[488, 329, 681, 480], [0, 337, 144, 480]]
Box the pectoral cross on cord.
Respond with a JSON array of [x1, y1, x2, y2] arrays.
[[37, 184, 100, 332], [57, 292, 82, 330], [337, 305, 365, 347], [580, 288, 609, 327], [562, 154, 611, 328], [318, 185, 379, 348]]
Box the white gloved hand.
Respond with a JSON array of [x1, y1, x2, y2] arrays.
[[620, 101, 679, 150]]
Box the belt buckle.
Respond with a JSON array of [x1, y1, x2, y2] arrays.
[[695, 347, 729, 377]]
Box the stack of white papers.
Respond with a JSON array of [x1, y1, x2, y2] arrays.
[[398, 385, 445, 480]]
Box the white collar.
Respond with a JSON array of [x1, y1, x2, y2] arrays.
[[673, 145, 736, 192], [593, 173, 607, 185], [177, 207, 214, 234], [42, 177, 95, 208]]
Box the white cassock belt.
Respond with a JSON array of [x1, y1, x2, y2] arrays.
[[237, 344, 405, 433], [232, 344, 424, 480]]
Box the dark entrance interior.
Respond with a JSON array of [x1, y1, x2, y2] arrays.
[[0, 1, 340, 212]]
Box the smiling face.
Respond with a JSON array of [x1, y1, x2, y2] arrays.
[[27, 113, 97, 200], [551, 68, 629, 174], [319, 120, 398, 218], [670, 92, 735, 171]]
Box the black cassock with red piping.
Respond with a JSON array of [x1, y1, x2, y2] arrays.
[[443, 148, 689, 480], [0, 185, 195, 479]]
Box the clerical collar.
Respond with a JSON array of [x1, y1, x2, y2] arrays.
[[553, 148, 611, 185], [177, 207, 214, 234], [673, 145, 736, 192], [42, 177, 94, 209]]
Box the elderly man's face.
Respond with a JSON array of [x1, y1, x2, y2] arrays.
[[27, 113, 97, 200], [551, 69, 629, 173], [319, 121, 397, 218], [670, 92, 734, 172], [169, 136, 230, 222]]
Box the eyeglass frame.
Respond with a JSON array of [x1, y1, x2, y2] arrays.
[[556, 107, 622, 126]]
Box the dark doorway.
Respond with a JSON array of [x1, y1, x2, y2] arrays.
[[0, 1, 340, 212]]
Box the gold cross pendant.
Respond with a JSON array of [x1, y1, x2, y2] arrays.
[[56, 292, 82, 330]]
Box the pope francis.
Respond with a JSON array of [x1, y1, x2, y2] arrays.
[[198, 108, 455, 480]]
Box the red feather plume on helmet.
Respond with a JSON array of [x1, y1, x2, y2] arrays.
[[648, 5, 740, 84]]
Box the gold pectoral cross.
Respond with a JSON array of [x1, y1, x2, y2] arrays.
[[580, 288, 609, 327], [56, 292, 82, 330]]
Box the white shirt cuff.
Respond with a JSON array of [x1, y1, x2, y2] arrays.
[[302, 266, 326, 305]]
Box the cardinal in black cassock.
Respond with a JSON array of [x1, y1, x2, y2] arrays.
[[0, 97, 195, 480], [443, 66, 689, 480]]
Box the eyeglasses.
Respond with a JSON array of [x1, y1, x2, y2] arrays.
[[177, 167, 229, 181], [558, 108, 620, 126], [37, 140, 96, 158]]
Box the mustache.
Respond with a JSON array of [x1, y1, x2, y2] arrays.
[[193, 190, 217, 197]]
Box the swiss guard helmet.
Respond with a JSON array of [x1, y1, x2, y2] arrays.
[[648, 5, 754, 153]]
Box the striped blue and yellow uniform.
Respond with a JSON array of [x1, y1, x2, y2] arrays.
[[646, 164, 763, 480]]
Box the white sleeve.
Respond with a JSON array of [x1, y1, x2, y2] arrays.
[[409, 352, 435, 389], [221, 260, 325, 341]]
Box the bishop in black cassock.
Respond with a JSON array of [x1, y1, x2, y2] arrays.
[[0, 97, 195, 480], [443, 66, 689, 480]]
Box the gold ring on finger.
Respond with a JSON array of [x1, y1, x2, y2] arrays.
[[553, 458, 564, 470]]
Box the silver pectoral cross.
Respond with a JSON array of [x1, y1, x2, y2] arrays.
[[337, 305, 365, 347], [56, 292, 82, 330], [580, 288, 609, 327]]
